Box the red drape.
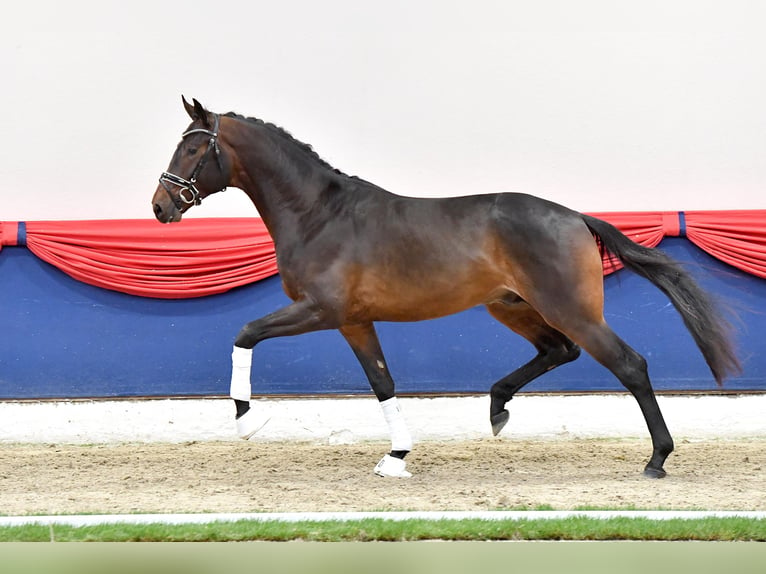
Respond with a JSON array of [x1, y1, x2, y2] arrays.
[[590, 210, 766, 278], [2, 219, 277, 298], [1, 211, 764, 298], [684, 211, 766, 279]]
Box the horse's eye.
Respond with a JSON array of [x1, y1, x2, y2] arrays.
[[187, 147, 198, 156]]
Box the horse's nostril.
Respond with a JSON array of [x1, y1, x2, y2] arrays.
[[153, 203, 163, 217]]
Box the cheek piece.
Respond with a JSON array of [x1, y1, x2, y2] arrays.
[[159, 113, 226, 210]]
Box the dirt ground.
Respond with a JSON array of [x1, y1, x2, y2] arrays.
[[1, 438, 764, 516]]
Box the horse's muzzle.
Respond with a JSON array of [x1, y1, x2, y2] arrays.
[[152, 199, 182, 223]]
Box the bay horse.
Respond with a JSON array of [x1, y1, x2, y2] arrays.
[[152, 97, 740, 479]]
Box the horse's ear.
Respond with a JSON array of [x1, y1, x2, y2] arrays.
[[182, 95, 196, 120], [181, 96, 212, 128], [192, 98, 212, 128]]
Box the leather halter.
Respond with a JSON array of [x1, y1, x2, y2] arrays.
[[159, 114, 225, 209]]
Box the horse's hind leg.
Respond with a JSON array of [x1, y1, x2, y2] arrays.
[[513, 298, 674, 477], [340, 322, 413, 478], [491, 214, 673, 476], [521, 289, 674, 477], [486, 299, 581, 435], [567, 320, 674, 478]]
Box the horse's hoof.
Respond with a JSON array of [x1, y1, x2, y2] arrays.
[[374, 454, 412, 478], [236, 409, 269, 440], [643, 466, 667, 479], [490, 410, 510, 436]]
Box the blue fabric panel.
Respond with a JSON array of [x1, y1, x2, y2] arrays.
[[0, 238, 763, 399]]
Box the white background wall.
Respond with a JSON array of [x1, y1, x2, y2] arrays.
[[1, 0, 764, 221], [3, 394, 765, 444]]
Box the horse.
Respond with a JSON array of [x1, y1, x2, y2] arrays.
[[152, 97, 740, 479]]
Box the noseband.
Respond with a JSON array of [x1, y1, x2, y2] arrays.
[[159, 114, 226, 209]]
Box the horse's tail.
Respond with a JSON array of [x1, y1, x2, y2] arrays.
[[581, 213, 741, 385]]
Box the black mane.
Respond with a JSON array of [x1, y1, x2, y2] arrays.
[[224, 112, 348, 177]]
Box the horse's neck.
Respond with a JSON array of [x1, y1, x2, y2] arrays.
[[229, 123, 330, 246], [241, 180, 322, 248]]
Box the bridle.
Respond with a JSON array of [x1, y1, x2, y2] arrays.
[[159, 113, 226, 209]]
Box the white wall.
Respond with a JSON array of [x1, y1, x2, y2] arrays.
[[2, 1, 764, 221], [2, 395, 765, 444]]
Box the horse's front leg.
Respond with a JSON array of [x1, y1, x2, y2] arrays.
[[340, 323, 413, 478], [230, 299, 338, 439]]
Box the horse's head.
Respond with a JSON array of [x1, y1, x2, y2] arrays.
[[152, 97, 230, 223]]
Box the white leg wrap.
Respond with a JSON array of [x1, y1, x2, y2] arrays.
[[236, 408, 269, 440], [230, 345, 253, 402], [380, 397, 413, 452], [374, 454, 412, 478]]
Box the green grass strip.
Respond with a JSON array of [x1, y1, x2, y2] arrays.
[[2, 516, 765, 542]]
